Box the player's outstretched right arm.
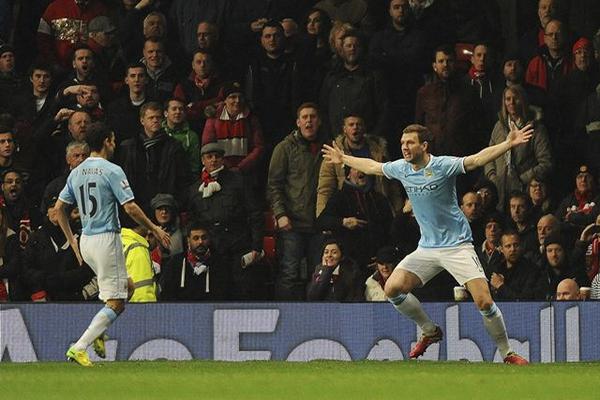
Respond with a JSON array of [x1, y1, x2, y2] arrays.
[[122, 201, 171, 248], [322, 142, 385, 176], [54, 199, 83, 266]]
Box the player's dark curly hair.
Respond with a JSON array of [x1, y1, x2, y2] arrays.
[[86, 122, 113, 152]]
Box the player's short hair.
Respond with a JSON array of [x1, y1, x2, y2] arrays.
[[402, 124, 433, 144], [296, 102, 319, 118], [140, 101, 163, 118], [86, 122, 113, 152]]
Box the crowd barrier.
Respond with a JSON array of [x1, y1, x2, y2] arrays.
[[1, 302, 598, 363]]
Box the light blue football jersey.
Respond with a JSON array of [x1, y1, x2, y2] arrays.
[[59, 157, 134, 235], [382, 155, 472, 248]]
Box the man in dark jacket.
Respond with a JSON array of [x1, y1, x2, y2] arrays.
[[268, 103, 328, 300], [116, 102, 191, 211], [187, 142, 265, 300], [245, 21, 301, 145], [160, 221, 227, 301], [321, 31, 389, 138], [488, 231, 547, 300], [542, 232, 590, 299]]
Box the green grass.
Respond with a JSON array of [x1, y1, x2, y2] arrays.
[[1, 361, 598, 400]]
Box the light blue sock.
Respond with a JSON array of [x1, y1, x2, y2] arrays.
[[480, 303, 511, 357], [73, 307, 118, 351], [388, 293, 436, 335]]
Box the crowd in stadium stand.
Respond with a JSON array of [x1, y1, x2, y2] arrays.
[[0, 0, 599, 303]]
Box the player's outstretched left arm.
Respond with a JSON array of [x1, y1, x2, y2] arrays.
[[464, 121, 534, 172], [123, 200, 171, 248], [54, 199, 84, 266]]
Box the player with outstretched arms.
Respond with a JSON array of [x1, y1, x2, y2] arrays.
[[322, 122, 532, 364], [54, 122, 170, 367]]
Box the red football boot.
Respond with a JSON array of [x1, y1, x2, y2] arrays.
[[503, 352, 529, 365], [409, 326, 443, 359]]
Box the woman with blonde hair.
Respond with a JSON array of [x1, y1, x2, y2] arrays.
[[484, 85, 553, 212]]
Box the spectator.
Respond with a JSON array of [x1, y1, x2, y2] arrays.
[[576, 64, 600, 180], [281, 18, 300, 56], [306, 238, 364, 301], [368, 0, 428, 153], [0, 169, 41, 248], [506, 191, 538, 255], [55, 45, 109, 107], [188, 143, 265, 300], [0, 205, 25, 301], [365, 246, 401, 301], [149, 193, 184, 268], [195, 21, 235, 80], [415, 45, 486, 157], [298, 8, 332, 103], [525, 19, 572, 92], [106, 63, 149, 143], [0, 124, 19, 179], [162, 98, 201, 175], [87, 16, 126, 88], [316, 113, 402, 216], [460, 191, 485, 248], [201, 82, 265, 176], [498, 55, 548, 115], [328, 21, 357, 62], [41, 140, 90, 209], [579, 217, 600, 281], [141, 38, 178, 102], [555, 278, 581, 300], [0, 45, 22, 113], [555, 164, 600, 234], [42, 110, 91, 177], [22, 195, 96, 301], [320, 31, 389, 138], [245, 21, 301, 146], [474, 178, 501, 219], [317, 166, 394, 269], [519, 0, 557, 66], [37, 0, 107, 70], [314, 0, 375, 37], [173, 49, 225, 133], [11, 62, 55, 182], [268, 103, 327, 300], [542, 232, 590, 297], [484, 85, 553, 211], [489, 231, 547, 300], [160, 220, 227, 301], [119, 2, 167, 63], [528, 176, 554, 222], [121, 225, 157, 302], [72, 85, 103, 121], [117, 102, 191, 209], [476, 214, 504, 276]]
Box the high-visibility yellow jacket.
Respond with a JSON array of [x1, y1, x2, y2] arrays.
[[121, 228, 157, 302]]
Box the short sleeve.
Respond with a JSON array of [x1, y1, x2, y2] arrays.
[[58, 176, 75, 205], [382, 160, 405, 180], [438, 156, 466, 178], [108, 166, 135, 205]]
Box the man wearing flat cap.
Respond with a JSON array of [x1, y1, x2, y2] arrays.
[[187, 142, 265, 300], [87, 15, 126, 86]]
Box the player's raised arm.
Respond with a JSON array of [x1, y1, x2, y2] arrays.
[[54, 199, 83, 266], [463, 121, 534, 172], [322, 141, 385, 176], [122, 200, 171, 248]]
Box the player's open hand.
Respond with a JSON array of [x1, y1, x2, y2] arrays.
[[507, 121, 534, 147], [71, 239, 83, 266], [154, 226, 171, 249], [322, 141, 345, 165]]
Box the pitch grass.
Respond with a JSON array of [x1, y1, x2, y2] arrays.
[[2, 361, 599, 400]]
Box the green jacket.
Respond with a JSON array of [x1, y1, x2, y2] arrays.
[[267, 130, 324, 231], [162, 120, 200, 175], [121, 228, 157, 302]]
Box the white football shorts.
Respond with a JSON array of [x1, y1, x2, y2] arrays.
[[81, 232, 128, 301], [396, 243, 486, 286]]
